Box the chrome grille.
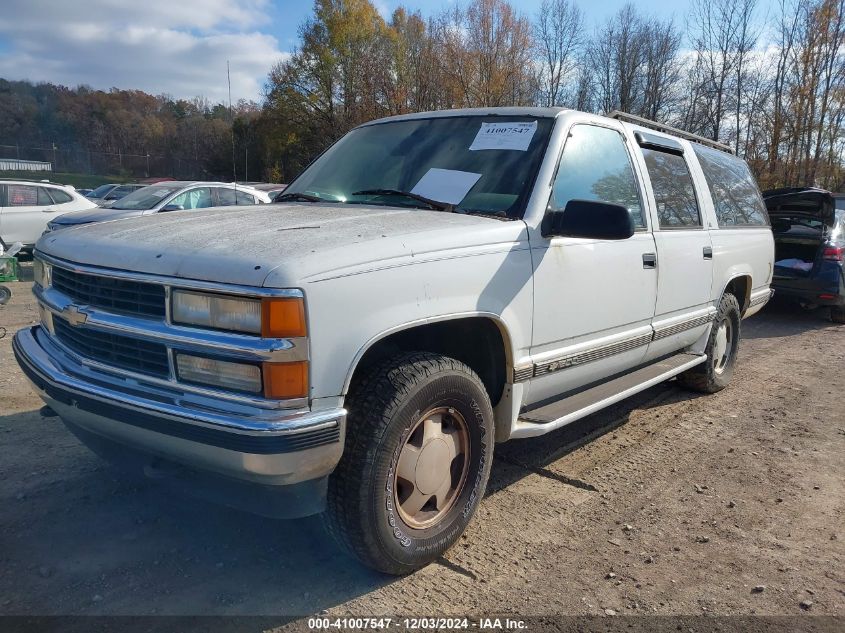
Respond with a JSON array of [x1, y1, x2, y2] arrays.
[[53, 317, 170, 378], [51, 267, 166, 318]]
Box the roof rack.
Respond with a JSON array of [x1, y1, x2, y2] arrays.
[[607, 110, 734, 154]]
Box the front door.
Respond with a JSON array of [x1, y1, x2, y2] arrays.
[[527, 122, 658, 406]]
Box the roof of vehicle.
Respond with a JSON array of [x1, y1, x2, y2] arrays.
[[0, 179, 75, 189], [141, 181, 264, 190], [362, 106, 569, 127], [249, 183, 287, 191]]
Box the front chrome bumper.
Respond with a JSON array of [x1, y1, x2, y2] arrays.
[[13, 326, 346, 488]]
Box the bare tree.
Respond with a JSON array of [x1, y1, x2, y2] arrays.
[[534, 0, 582, 107], [688, 0, 758, 142]]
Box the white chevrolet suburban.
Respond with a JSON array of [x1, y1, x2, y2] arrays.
[[13, 108, 774, 574]]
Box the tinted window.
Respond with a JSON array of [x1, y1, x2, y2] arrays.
[[216, 188, 238, 206], [642, 149, 701, 228], [236, 191, 258, 205], [694, 145, 767, 226], [47, 188, 73, 204], [8, 185, 37, 206], [37, 187, 54, 205], [550, 124, 644, 228], [89, 184, 116, 198], [110, 185, 137, 198], [111, 185, 181, 210], [168, 187, 213, 210]]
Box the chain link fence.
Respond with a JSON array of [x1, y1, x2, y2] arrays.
[[0, 143, 212, 180]]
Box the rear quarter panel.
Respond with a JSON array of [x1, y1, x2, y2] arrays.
[[709, 228, 774, 301]]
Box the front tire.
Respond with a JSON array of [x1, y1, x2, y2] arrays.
[[323, 352, 494, 575], [677, 293, 741, 393]]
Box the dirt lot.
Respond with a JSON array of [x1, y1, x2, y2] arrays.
[[1, 262, 843, 624]]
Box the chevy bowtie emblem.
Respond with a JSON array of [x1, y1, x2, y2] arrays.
[[62, 305, 89, 327]]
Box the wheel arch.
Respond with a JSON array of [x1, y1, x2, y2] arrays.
[[342, 312, 516, 409], [718, 271, 753, 315]]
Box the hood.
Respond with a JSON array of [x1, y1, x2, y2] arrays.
[[52, 207, 145, 227], [36, 204, 527, 287], [763, 188, 835, 226]]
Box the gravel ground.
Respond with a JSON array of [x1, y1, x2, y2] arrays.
[[0, 262, 842, 625]]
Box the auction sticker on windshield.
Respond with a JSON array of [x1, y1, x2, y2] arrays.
[[469, 121, 537, 151]]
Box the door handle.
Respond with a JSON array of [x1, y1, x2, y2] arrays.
[[642, 253, 657, 269], [703, 246, 713, 259], [42, 208, 55, 213]]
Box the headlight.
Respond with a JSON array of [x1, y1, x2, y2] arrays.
[[33, 258, 51, 288], [171, 290, 306, 338], [176, 353, 308, 399], [176, 354, 262, 393]]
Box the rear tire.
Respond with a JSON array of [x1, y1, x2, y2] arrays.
[[323, 352, 494, 575], [677, 293, 741, 393], [831, 305, 845, 324]]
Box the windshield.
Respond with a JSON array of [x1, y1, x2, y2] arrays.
[[282, 115, 554, 218], [111, 185, 179, 210], [88, 184, 115, 197]]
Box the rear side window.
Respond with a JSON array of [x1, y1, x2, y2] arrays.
[[693, 145, 768, 226], [47, 188, 73, 204], [216, 188, 238, 206], [550, 124, 645, 228], [37, 187, 54, 205], [236, 191, 258, 205], [642, 149, 701, 228], [8, 184, 38, 206]]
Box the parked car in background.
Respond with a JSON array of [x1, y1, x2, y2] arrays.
[[46, 181, 271, 232], [75, 188, 93, 197], [251, 182, 288, 200], [86, 183, 145, 207], [16, 108, 773, 574], [763, 187, 845, 323], [0, 180, 98, 246]]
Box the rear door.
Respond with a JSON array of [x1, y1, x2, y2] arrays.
[[631, 131, 715, 360]]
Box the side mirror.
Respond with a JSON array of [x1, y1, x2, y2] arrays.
[[161, 204, 184, 212], [542, 199, 635, 240]]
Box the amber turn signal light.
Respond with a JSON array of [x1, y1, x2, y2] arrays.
[[263, 361, 308, 399], [261, 297, 306, 338]]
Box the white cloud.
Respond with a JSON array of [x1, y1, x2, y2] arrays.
[[0, 0, 287, 103]]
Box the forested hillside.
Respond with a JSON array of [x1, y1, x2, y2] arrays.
[[1, 0, 843, 190]]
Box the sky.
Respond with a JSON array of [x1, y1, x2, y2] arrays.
[[0, 0, 694, 105]]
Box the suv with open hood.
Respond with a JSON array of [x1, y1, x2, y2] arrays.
[[764, 187, 845, 323]]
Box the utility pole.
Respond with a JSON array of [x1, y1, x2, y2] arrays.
[[228, 60, 236, 183]]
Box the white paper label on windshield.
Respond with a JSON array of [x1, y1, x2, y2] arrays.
[[469, 121, 537, 151], [410, 168, 482, 205]]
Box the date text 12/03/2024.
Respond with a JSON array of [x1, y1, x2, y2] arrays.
[[307, 617, 528, 630]]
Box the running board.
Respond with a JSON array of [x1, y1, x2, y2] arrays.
[[511, 352, 707, 439]]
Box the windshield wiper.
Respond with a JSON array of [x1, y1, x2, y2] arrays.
[[275, 192, 325, 203], [456, 209, 515, 221], [352, 189, 454, 212]]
